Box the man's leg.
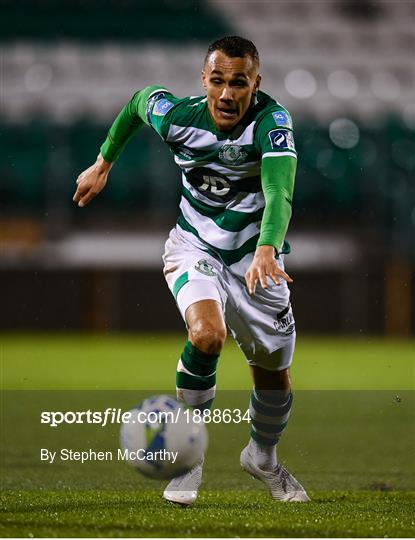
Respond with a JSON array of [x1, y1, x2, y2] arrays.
[[176, 299, 226, 411], [164, 298, 226, 506], [240, 355, 310, 502], [247, 365, 292, 470], [222, 256, 309, 501], [162, 232, 227, 504]]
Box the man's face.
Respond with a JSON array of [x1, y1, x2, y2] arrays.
[[202, 50, 261, 132]]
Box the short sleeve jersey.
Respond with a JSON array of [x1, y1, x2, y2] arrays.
[[145, 88, 296, 267]]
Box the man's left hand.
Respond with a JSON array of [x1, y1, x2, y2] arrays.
[[245, 245, 293, 296]]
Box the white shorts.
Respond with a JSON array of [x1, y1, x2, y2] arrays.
[[162, 227, 296, 371]]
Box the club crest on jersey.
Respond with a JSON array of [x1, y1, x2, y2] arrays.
[[268, 129, 295, 151], [195, 260, 217, 277], [153, 98, 174, 116], [272, 111, 292, 129], [219, 144, 247, 165]]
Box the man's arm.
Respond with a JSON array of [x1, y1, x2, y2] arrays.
[[245, 155, 296, 295], [258, 156, 296, 251], [73, 85, 165, 207], [72, 152, 113, 208], [100, 85, 165, 162], [245, 105, 297, 295]]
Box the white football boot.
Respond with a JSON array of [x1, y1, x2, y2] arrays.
[[240, 446, 310, 502], [163, 458, 204, 506]]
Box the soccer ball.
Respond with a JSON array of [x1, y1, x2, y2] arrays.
[[119, 394, 208, 479]]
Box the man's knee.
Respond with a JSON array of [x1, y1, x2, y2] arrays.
[[186, 299, 226, 355], [189, 319, 226, 354], [251, 366, 291, 391]]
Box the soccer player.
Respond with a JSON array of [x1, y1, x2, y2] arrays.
[[73, 36, 309, 504]]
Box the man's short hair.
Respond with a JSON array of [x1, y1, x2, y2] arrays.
[[205, 36, 259, 67]]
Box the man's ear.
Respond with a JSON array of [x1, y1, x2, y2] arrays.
[[254, 73, 262, 93], [201, 70, 207, 90]]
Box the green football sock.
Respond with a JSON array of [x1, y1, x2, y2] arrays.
[[176, 340, 219, 412]]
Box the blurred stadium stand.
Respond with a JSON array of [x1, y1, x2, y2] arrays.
[[1, 0, 414, 334], [0, 0, 230, 41]]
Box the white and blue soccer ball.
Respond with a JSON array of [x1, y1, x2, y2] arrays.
[[120, 394, 208, 479]]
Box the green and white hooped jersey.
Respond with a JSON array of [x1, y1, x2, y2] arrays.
[[146, 89, 297, 268]]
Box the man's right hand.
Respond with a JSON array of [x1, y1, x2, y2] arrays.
[[73, 153, 113, 207]]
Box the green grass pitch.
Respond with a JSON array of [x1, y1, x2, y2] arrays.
[[1, 333, 414, 537]]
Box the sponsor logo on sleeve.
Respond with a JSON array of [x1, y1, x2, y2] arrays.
[[272, 110, 292, 128], [153, 98, 174, 116], [146, 92, 166, 124], [268, 129, 295, 151]]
